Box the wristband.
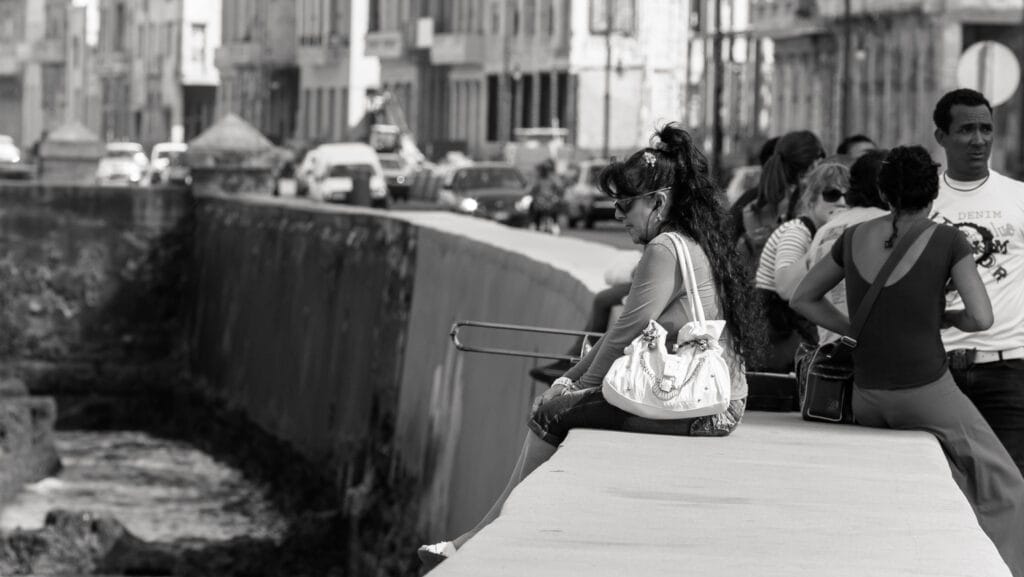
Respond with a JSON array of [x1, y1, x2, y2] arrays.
[[553, 377, 575, 395]]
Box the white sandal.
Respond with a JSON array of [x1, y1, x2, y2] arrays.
[[417, 541, 456, 569]]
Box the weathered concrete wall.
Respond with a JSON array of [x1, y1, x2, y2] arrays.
[[189, 197, 637, 545], [0, 183, 193, 389]]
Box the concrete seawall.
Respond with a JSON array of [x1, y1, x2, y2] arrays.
[[189, 195, 638, 542]]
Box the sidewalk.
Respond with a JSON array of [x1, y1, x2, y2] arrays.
[[432, 412, 1009, 577]]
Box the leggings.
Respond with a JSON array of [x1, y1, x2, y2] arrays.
[[853, 372, 1024, 576]]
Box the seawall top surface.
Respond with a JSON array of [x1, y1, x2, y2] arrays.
[[433, 412, 1009, 577], [197, 194, 641, 295]]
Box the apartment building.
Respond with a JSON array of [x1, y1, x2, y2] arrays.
[[96, 0, 220, 147], [66, 2, 102, 136], [0, 0, 72, 148], [295, 0, 380, 142], [215, 0, 299, 144], [96, 0, 133, 141], [751, 0, 1024, 173]]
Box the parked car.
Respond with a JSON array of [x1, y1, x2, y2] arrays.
[[96, 155, 144, 185], [563, 160, 611, 228], [148, 142, 190, 185], [378, 153, 415, 202], [308, 142, 389, 208], [105, 142, 149, 172], [0, 135, 29, 179], [438, 163, 532, 227]]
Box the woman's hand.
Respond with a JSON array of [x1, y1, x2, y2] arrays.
[[531, 378, 574, 414]]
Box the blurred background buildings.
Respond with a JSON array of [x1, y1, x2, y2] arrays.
[[0, 0, 1021, 176]]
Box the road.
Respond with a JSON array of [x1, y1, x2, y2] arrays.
[[391, 200, 636, 250]]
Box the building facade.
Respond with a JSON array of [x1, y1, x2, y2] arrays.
[[752, 0, 1024, 175], [215, 0, 299, 144], [96, 0, 220, 147], [295, 0, 380, 143], [96, 0, 133, 141], [367, 0, 690, 160], [0, 0, 72, 148]]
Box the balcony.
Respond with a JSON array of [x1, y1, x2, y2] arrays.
[[32, 38, 64, 64], [296, 36, 347, 67], [430, 33, 485, 66], [749, 0, 826, 37], [215, 42, 265, 68], [365, 31, 404, 59], [0, 42, 27, 75], [94, 51, 129, 77]]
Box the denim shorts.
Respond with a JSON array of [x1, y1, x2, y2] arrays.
[[528, 386, 746, 445]]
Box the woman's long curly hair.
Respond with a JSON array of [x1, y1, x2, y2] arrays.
[[597, 123, 766, 364]]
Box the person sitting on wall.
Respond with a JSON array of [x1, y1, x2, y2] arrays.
[[751, 161, 850, 372], [418, 123, 765, 569], [791, 146, 1024, 573], [732, 131, 826, 279]]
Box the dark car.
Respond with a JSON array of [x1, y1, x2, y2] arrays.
[[437, 163, 533, 227], [379, 153, 414, 202]]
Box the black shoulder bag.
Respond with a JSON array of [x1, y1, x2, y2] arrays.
[[799, 219, 932, 423]]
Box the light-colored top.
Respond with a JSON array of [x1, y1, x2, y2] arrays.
[[932, 170, 1024, 352], [564, 232, 747, 399], [755, 218, 813, 292], [804, 206, 888, 343]]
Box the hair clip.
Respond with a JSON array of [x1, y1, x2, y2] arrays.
[[643, 151, 657, 168]]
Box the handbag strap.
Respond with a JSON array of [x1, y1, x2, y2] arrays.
[[846, 219, 933, 343], [664, 233, 707, 327]]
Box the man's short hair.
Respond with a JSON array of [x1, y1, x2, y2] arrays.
[[836, 134, 875, 156], [933, 89, 993, 133]]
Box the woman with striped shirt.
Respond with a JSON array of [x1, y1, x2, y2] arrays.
[[754, 162, 850, 371]]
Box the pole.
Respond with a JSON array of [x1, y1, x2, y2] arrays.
[[711, 0, 724, 180], [602, 0, 613, 159], [502, 0, 512, 148], [840, 0, 851, 140]]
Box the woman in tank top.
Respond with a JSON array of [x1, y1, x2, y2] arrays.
[[791, 146, 1024, 575]]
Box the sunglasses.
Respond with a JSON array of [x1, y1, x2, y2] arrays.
[[821, 188, 846, 203], [613, 186, 672, 213]]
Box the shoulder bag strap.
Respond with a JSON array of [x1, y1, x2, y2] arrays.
[[665, 233, 707, 326], [847, 219, 933, 344]]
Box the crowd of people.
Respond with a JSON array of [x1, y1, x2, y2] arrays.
[[418, 88, 1024, 575]]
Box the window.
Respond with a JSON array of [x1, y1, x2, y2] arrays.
[[524, 0, 535, 36], [369, 0, 380, 32], [190, 23, 207, 67]]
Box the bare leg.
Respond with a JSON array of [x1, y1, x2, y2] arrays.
[[452, 431, 558, 548]]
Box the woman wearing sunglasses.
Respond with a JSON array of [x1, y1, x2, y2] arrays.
[[751, 161, 850, 371], [418, 124, 764, 569], [799, 149, 890, 344]]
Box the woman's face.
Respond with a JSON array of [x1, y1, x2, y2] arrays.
[[614, 188, 664, 245], [809, 185, 848, 226]]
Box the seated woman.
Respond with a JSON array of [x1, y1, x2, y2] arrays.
[[800, 149, 890, 344], [418, 123, 764, 568], [752, 161, 849, 371], [791, 146, 1024, 574]]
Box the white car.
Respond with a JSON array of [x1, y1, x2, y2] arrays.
[[104, 142, 149, 180], [308, 143, 389, 207], [148, 142, 190, 185], [96, 155, 144, 185]]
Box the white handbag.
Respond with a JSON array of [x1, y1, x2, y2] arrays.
[[601, 233, 732, 420]]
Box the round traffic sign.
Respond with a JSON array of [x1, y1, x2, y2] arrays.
[[956, 41, 1021, 107]]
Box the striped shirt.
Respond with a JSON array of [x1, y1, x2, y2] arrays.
[[755, 218, 814, 292]]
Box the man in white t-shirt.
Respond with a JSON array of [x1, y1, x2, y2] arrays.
[[931, 88, 1024, 476]]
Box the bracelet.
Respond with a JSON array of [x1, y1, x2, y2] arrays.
[[552, 377, 576, 395]]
